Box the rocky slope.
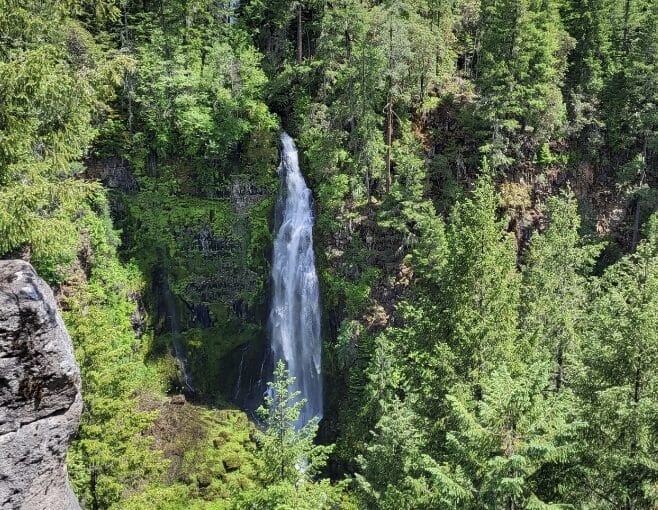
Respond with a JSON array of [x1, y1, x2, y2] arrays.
[[0, 260, 82, 510]]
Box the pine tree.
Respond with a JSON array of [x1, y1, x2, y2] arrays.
[[521, 191, 599, 391], [241, 360, 341, 509], [380, 122, 447, 276], [256, 360, 332, 484], [443, 360, 582, 509], [574, 216, 658, 508], [441, 168, 522, 383], [477, 0, 572, 151], [356, 399, 470, 509]]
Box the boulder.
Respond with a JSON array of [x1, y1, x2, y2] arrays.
[[0, 260, 82, 510]]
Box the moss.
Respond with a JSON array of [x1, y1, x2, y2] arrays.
[[115, 158, 277, 403], [122, 184, 237, 279], [181, 319, 264, 403], [137, 399, 261, 507]]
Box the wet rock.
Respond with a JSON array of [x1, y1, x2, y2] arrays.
[[194, 229, 233, 255], [85, 156, 139, 193], [0, 260, 82, 510], [230, 175, 267, 215]]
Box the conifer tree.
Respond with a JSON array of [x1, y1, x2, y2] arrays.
[[241, 360, 341, 509], [257, 360, 332, 484], [521, 191, 598, 391], [574, 217, 658, 508], [441, 168, 522, 383], [356, 399, 470, 509], [443, 360, 582, 509], [477, 0, 572, 150]]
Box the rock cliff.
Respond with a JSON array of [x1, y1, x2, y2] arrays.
[[0, 260, 82, 510]]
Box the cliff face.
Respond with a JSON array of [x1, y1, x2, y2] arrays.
[[0, 260, 82, 510], [114, 159, 278, 404]]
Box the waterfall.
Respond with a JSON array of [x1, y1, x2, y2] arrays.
[[268, 132, 322, 429], [229, 0, 239, 24], [162, 278, 194, 393]]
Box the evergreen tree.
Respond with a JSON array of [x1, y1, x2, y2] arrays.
[[443, 361, 582, 509], [521, 191, 599, 391], [441, 168, 522, 383], [356, 399, 470, 509], [574, 217, 658, 508], [561, 0, 612, 150], [257, 360, 332, 484], [239, 360, 342, 509], [477, 0, 572, 154]]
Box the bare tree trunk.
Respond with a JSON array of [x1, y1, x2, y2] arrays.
[[385, 20, 393, 193], [296, 4, 303, 65], [385, 97, 393, 193]]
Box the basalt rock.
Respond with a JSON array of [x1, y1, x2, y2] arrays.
[[85, 156, 139, 193], [0, 260, 82, 510]]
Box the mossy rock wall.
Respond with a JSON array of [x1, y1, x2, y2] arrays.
[[114, 145, 278, 406]]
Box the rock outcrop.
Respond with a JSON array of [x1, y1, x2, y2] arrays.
[[0, 260, 82, 510], [85, 156, 139, 193]]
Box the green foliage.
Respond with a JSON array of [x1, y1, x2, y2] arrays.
[[0, 4, 133, 283], [442, 170, 522, 378], [356, 400, 470, 510], [234, 360, 348, 509], [521, 190, 601, 390], [64, 236, 165, 508], [477, 0, 573, 147], [573, 216, 658, 508], [443, 361, 583, 509], [256, 360, 333, 484], [130, 13, 277, 190], [234, 479, 349, 510], [380, 123, 447, 277], [6, 0, 658, 507]]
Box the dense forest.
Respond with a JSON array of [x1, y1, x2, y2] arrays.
[[1, 0, 657, 508]]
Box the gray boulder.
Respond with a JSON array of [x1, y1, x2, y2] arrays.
[[0, 260, 82, 510]]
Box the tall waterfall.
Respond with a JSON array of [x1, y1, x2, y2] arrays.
[[268, 132, 322, 429]]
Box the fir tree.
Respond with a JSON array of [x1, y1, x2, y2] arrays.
[[477, 0, 572, 151], [442, 168, 522, 383], [256, 360, 332, 485], [574, 217, 658, 508], [521, 191, 599, 391]]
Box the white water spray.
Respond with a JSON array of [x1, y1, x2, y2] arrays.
[[268, 132, 322, 429]]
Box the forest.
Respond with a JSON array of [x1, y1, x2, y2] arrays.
[[1, 0, 657, 508]]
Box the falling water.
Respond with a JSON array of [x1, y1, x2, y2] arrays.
[[162, 278, 194, 393], [268, 132, 322, 429]]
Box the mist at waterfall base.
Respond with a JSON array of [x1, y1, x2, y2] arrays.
[[265, 133, 323, 429]]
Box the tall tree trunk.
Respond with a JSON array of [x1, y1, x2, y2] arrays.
[[385, 96, 393, 193], [296, 4, 303, 65], [622, 0, 632, 53], [385, 19, 393, 193]]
